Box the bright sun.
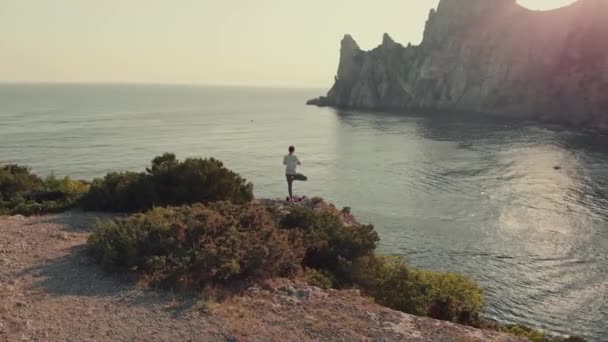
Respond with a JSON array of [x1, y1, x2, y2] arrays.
[[517, 0, 578, 10]]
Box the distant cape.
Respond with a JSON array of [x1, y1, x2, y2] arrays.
[[308, 0, 608, 129]]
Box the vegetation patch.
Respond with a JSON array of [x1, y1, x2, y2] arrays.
[[280, 205, 379, 281], [501, 325, 585, 342], [87, 202, 303, 289], [0, 164, 89, 215], [277, 205, 481, 324], [82, 153, 254, 212]]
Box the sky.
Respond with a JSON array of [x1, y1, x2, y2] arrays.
[[0, 0, 578, 87]]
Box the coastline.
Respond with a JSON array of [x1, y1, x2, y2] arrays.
[[0, 155, 590, 341], [306, 103, 608, 134]]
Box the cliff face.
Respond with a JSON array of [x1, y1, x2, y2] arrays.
[[309, 0, 608, 127]]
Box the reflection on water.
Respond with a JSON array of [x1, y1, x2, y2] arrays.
[[1, 84, 607, 340]]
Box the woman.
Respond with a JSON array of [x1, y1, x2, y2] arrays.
[[283, 146, 301, 201]]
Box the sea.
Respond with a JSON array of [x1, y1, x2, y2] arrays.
[[1, 83, 607, 341]]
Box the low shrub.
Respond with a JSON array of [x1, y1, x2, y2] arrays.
[[345, 255, 418, 312], [303, 267, 334, 289], [408, 268, 484, 324], [82, 153, 254, 212], [87, 202, 303, 289], [343, 255, 483, 325], [0, 165, 89, 215], [0, 164, 43, 196], [280, 206, 378, 282], [502, 325, 586, 342], [82, 172, 153, 212]]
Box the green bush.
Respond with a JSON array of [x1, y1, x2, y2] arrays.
[[345, 255, 418, 311], [82, 172, 153, 212], [87, 202, 303, 289], [342, 255, 483, 325], [0, 164, 43, 196], [0, 165, 89, 215], [303, 267, 334, 289], [502, 325, 586, 342], [408, 268, 484, 324], [280, 206, 378, 282], [82, 153, 254, 212]]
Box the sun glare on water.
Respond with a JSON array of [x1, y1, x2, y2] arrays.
[[517, 0, 579, 10]]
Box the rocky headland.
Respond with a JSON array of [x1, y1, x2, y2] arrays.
[[308, 0, 608, 128], [0, 208, 523, 342]]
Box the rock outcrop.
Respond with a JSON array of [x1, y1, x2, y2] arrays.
[[308, 0, 608, 128]]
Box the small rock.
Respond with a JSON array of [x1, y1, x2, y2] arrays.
[[15, 300, 27, 307], [281, 296, 300, 304], [247, 286, 262, 295], [10, 215, 25, 220], [554, 165, 562, 170], [296, 289, 311, 300], [277, 285, 297, 296]]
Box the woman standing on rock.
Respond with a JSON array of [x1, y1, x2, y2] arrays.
[[283, 146, 301, 202]]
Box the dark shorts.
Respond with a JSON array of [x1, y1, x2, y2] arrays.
[[286, 174, 295, 181]]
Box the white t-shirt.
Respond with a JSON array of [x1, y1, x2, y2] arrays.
[[283, 154, 300, 175]]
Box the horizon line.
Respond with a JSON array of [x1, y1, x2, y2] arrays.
[[0, 80, 327, 90]]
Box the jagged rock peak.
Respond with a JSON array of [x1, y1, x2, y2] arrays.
[[341, 34, 360, 51], [435, 0, 516, 16], [381, 33, 396, 48], [337, 34, 363, 82]]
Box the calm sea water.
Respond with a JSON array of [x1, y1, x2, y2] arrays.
[[1, 84, 607, 340]]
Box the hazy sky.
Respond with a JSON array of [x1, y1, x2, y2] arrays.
[[1, 0, 577, 87]]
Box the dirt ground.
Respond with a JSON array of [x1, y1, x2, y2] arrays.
[[0, 212, 523, 342]]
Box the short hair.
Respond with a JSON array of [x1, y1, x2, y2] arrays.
[[288, 146, 295, 153]]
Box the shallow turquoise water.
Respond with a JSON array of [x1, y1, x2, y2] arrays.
[[1, 84, 607, 340]]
